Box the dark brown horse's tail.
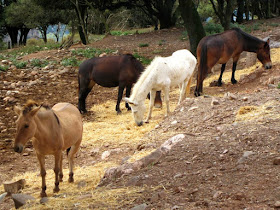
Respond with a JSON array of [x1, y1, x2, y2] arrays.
[[195, 43, 207, 96]]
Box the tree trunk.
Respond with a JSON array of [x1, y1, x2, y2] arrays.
[[237, 0, 245, 23], [39, 26, 48, 43], [6, 26, 18, 48], [178, 0, 206, 56], [19, 28, 30, 46]]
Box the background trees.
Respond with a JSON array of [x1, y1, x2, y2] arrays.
[[0, 0, 279, 50]]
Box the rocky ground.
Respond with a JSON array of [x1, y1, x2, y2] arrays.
[[1, 18, 280, 209]]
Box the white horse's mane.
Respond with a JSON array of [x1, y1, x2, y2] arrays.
[[130, 56, 161, 100]]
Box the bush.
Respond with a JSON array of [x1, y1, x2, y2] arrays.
[[30, 58, 49, 67], [133, 53, 152, 65], [204, 22, 223, 35], [139, 43, 149, 47], [61, 57, 81, 67], [0, 65, 9, 72], [13, 61, 28, 69]]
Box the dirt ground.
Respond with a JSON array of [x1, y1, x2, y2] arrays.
[[1, 18, 280, 209]]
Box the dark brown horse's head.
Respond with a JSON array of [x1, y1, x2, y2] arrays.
[[14, 100, 40, 153], [257, 39, 272, 69]]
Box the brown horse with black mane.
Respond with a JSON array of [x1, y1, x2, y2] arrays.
[[195, 27, 272, 97], [78, 54, 162, 114]]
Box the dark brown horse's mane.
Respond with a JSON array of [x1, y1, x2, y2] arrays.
[[23, 100, 51, 114], [232, 27, 263, 44]]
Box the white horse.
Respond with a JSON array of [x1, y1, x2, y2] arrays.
[[124, 49, 197, 126]]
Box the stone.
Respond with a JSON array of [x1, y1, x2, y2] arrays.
[[0, 192, 7, 202], [213, 191, 223, 199], [211, 98, 219, 106], [90, 148, 100, 156], [11, 194, 35, 209], [130, 203, 148, 210], [101, 151, 111, 160], [3, 179, 26, 195], [171, 120, 178, 125], [273, 157, 280, 165], [188, 106, 198, 111], [1, 60, 9, 65], [77, 180, 87, 189]]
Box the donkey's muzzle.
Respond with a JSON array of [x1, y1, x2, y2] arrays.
[[14, 145, 23, 153], [137, 121, 143, 126]]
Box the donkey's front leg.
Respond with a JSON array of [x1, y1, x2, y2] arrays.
[[178, 81, 187, 104], [53, 152, 62, 193], [145, 90, 156, 123], [37, 153, 47, 197]]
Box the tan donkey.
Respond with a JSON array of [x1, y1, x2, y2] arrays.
[[14, 100, 83, 197]]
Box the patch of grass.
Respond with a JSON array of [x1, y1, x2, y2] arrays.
[[30, 58, 49, 67], [133, 53, 152, 65], [13, 60, 28, 69], [152, 49, 163, 54], [0, 65, 9, 72], [139, 43, 149, 47], [110, 30, 132, 36], [71, 48, 113, 58], [158, 40, 166, 46], [277, 83, 280, 89], [110, 28, 153, 36], [204, 22, 223, 35], [270, 23, 279, 27], [61, 57, 81, 67]]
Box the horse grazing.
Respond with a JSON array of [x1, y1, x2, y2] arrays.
[[124, 49, 197, 126], [195, 27, 272, 97], [78, 54, 162, 114], [14, 100, 83, 197]]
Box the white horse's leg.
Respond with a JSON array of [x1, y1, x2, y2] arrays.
[[178, 80, 187, 104], [163, 86, 170, 116], [145, 90, 156, 123]]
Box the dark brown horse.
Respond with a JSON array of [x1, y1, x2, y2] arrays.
[[78, 54, 162, 114], [195, 27, 272, 96]]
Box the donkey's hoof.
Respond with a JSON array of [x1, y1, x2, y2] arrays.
[[116, 110, 122, 115], [40, 192, 47, 198], [127, 107, 131, 111], [231, 79, 237, 84], [53, 187, 60, 193], [68, 177, 74, 183]]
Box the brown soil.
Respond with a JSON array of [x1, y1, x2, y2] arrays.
[[1, 18, 280, 209]]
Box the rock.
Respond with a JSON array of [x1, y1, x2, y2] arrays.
[[171, 120, 178, 125], [268, 84, 276, 89], [242, 97, 248, 101], [188, 106, 198, 111], [224, 92, 237, 100], [213, 191, 223, 199], [59, 68, 70, 74], [11, 194, 35, 209], [77, 180, 87, 189], [273, 157, 280, 165], [3, 96, 16, 103], [30, 71, 38, 76], [275, 201, 280, 208], [1, 60, 9, 65], [0, 192, 7, 202], [40, 197, 48, 204], [90, 148, 100, 156], [130, 203, 148, 210], [101, 151, 111, 160], [243, 151, 254, 158], [3, 179, 26, 195], [78, 193, 92, 200], [99, 53, 107, 57], [211, 98, 219, 106], [171, 205, 180, 210], [209, 80, 219, 87]]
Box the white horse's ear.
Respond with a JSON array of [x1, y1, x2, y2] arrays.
[[123, 97, 138, 106], [14, 106, 22, 116], [30, 106, 40, 116]]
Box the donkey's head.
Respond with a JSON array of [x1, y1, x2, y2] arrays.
[[123, 97, 145, 126], [257, 39, 272, 69], [14, 100, 40, 153]]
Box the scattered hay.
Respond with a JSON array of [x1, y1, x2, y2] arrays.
[[128, 149, 156, 163], [236, 101, 280, 122]]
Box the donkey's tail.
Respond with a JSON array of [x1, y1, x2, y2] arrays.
[[195, 42, 207, 96], [186, 74, 193, 96]]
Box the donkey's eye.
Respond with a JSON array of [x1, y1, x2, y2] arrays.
[[24, 124, 29, 128]]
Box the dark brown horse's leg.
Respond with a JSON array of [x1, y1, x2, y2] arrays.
[[125, 85, 132, 111], [37, 153, 47, 197], [217, 63, 226, 86], [53, 152, 61, 193], [231, 61, 238, 84], [78, 79, 94, 113], [154, 91, 162, 108], [116, 85, 125, 114], [195, 71, 204, 97]]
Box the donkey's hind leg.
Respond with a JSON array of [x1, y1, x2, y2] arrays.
[[125, 85, 132, 111], [53, 152, 62, 193], [59, 153, 63, 182], [163, 86, 171, 116], [116, 85, 125, 114], [67, 139, 82, 183], [145, 90, 156, 123], [178, 81, 187, 104], [78, 78, 95, 113]]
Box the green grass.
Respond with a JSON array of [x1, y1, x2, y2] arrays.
[[158, 40, 166, 46], [110, 28, 153, 36], [139, 43, 149, 47], [13, 61, 28, 69], [277, 83, 280, 89], [133, 53, 152, 65], [0, 65, 9, 72], [61, 57, 82, 67], [30, 58, 49, 67], [71, 48, 113, 58]]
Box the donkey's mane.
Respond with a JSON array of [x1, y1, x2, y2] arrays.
[[130, 56, 160, 99], [23, 100, 50, 114]]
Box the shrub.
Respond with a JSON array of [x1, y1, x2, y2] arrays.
[[30, 58, 49, 67], [61, 57, 81, 67], [13, 61, 28, 69], [0, 65, 9, 72], [204, 22, 223, 35], [139, 43, 149, 47], [133, 53, 152, 65], [71, 48, 113, 58]]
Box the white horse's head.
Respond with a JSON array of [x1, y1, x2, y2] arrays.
[[123, 97, 145, 126]]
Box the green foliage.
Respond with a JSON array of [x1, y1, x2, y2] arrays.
[[181, 30, 188, 40], [61, 57, 81, 67], [110, 30, 133, 36], [0, 65, 9, 72], [71, 48, 113, 58], [278, 83, 280, 89], [13, 61, 28, 69], [204, 22, 223, 35], [30, 58, 49, 67], [197, 1, 215, 21], [270, 23, 279, 27], [139, 43, 149, 47], [158, 40, 166, 46], [133, 53, 152, 65]]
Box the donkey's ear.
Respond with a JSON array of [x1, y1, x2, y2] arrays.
[[123, 97, 138, 106], [30, 106, 40, 116], [267, 38, 270, 45], [14, 106, 22, 116], [264, 39, 270, 48]]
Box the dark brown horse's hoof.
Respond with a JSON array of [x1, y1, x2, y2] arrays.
[[40, 191, 47, 198], [68, 177, 74, 183], [231, 79, 237, 84], [53, 187, 60, 193], [116, 111, 122, 115]]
